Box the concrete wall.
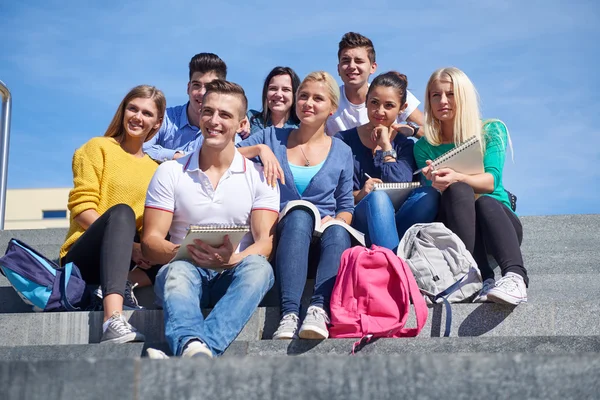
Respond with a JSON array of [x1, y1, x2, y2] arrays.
[[5, 188, 70, 229]]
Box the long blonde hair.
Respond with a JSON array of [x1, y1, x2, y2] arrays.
[[104, 85, 166, 142], [423, 67, 485, 152]]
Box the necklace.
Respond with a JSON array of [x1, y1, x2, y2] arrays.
[[298, 144, 310, 167]]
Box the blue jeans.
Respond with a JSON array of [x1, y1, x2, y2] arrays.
[[353, 186, 440, 250], [275, 209, 351, 316], [154, 254, 274, 357]]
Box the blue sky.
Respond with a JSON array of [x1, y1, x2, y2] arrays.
[[0, 0, 598, 216]]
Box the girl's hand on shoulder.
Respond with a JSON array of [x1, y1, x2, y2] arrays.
[[258, 145, 285, 187], [431, 168, 462, 192]]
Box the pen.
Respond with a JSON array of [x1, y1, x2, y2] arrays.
[[412, 169, 422, 176], [364, 173, 373, 180]]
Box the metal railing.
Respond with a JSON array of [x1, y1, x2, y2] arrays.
[[0, 81, 12, 230]]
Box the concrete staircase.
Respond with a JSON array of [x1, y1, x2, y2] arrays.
[[0, 215, 599, 399]]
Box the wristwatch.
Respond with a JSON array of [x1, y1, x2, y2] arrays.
[[406, 121, 420, 137], [381, 149, 397, 159]]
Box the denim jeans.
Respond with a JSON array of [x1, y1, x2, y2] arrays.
[[353, 186, 440, 251], [154, 254, 274, 357], [275, 209, 351, 316]]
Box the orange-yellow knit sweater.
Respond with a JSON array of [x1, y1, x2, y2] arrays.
[[59, 137, 158, 259]]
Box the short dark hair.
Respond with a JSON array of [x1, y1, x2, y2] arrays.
[[188, 53, 227, 81], [204, 79, 248, 118], [337, 32, 376, 64], [259, 66, 301, 126], [367, 71, 408, 105]]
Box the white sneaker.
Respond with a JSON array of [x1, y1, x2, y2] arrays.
[[299, 306, 330, 340], [146, 348, 170, 359], [487, 272, 528, 305], [272, 313, 300, 339], [182, 340, 213, 359], [473, 278, 496, 302]]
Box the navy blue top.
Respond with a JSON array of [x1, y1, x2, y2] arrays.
[[238, 127, 355, 218], [335, 127, 417, 191]]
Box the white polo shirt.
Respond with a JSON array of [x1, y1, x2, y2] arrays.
[[145, 148, 280, 252]]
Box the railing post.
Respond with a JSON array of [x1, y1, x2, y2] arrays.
[[0, 81, 12, 230]]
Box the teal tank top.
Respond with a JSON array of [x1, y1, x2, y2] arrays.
[[289, 160, 325, 195]]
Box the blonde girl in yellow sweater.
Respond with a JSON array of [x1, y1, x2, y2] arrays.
[[60, 85, 165, 343]]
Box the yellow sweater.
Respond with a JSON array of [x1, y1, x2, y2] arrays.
[[60, 137, 158, 259]]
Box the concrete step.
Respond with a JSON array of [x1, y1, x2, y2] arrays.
[[2, 272, 598, 314], [1, 300, 598, 347], [1, 353, 599, 400], [3, 336, 600, 361]]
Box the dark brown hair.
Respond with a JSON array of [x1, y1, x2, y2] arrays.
[[337, 32, 376, 64], [367, 71, 408, 105], [188, 53, 227, 80], [259, 66, 301, 125]]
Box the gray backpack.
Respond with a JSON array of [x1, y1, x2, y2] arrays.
[[397, 223, 482, 304]]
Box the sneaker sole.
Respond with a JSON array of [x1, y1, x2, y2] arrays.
[[272, 332, 297, 340], [100, 333, 146, 344], [298, 326, 329, 340], [486, 291, 528, 306]]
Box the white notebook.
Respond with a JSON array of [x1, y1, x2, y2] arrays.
[[430, 136, 484, 175], [373, 182, 422, 208], [279, 200, 365, 246], [171, 224, 251, 265]]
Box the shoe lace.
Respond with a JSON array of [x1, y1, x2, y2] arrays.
[[496, 276, 519, 292], [124, 281, 140, 307], [277, 314, 299, 331], [306, 306, 330, 324], [109, 311, 133, 335]]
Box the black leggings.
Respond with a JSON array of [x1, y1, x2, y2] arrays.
[[438, 182, 528, 286], [62, 204, 137, 297]]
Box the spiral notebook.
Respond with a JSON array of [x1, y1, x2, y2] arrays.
[[172, 224, 251, 264], [429, 136, 484, 175], [373, 182, 422, 208]]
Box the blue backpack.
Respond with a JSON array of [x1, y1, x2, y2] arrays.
[[0, 238, 88, 311]]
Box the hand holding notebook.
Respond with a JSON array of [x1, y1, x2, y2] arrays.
[[415, 136, 484, 176]]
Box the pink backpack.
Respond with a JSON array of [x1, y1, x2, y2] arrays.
[[329, 245, 428, 346]]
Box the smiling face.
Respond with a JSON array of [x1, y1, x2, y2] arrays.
[[367, 85, 407, 127], [199, 92, 246, 150], [122, 97, 162, 141], [296, 80, 335, 127], [337, 47, 377, 89], [429, 77, 456, 122], [187, 71, 220, 116], [266, 74, 294, 115]]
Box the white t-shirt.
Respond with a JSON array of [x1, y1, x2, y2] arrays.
[[325, 84, 421, 136], [145, 148, 280, 252]]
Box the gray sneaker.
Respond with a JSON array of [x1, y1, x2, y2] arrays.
[[299, 306, 330, 339], [272, 313, 300, 340], [100, 311, 145, 344], [123, 281, 144, 310]]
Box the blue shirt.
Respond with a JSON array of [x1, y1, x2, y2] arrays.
[[289, 160, 325, 195], [336, 127, 417, 191], [247, 109, 299, 135], [238, 127, 355, 218], [143, 103, 204, 162]]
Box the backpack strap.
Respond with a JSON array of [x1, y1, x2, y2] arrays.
[[388, 250, 428, 337], [61, 262, 81, 311], [429, 269, 474, 337]]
